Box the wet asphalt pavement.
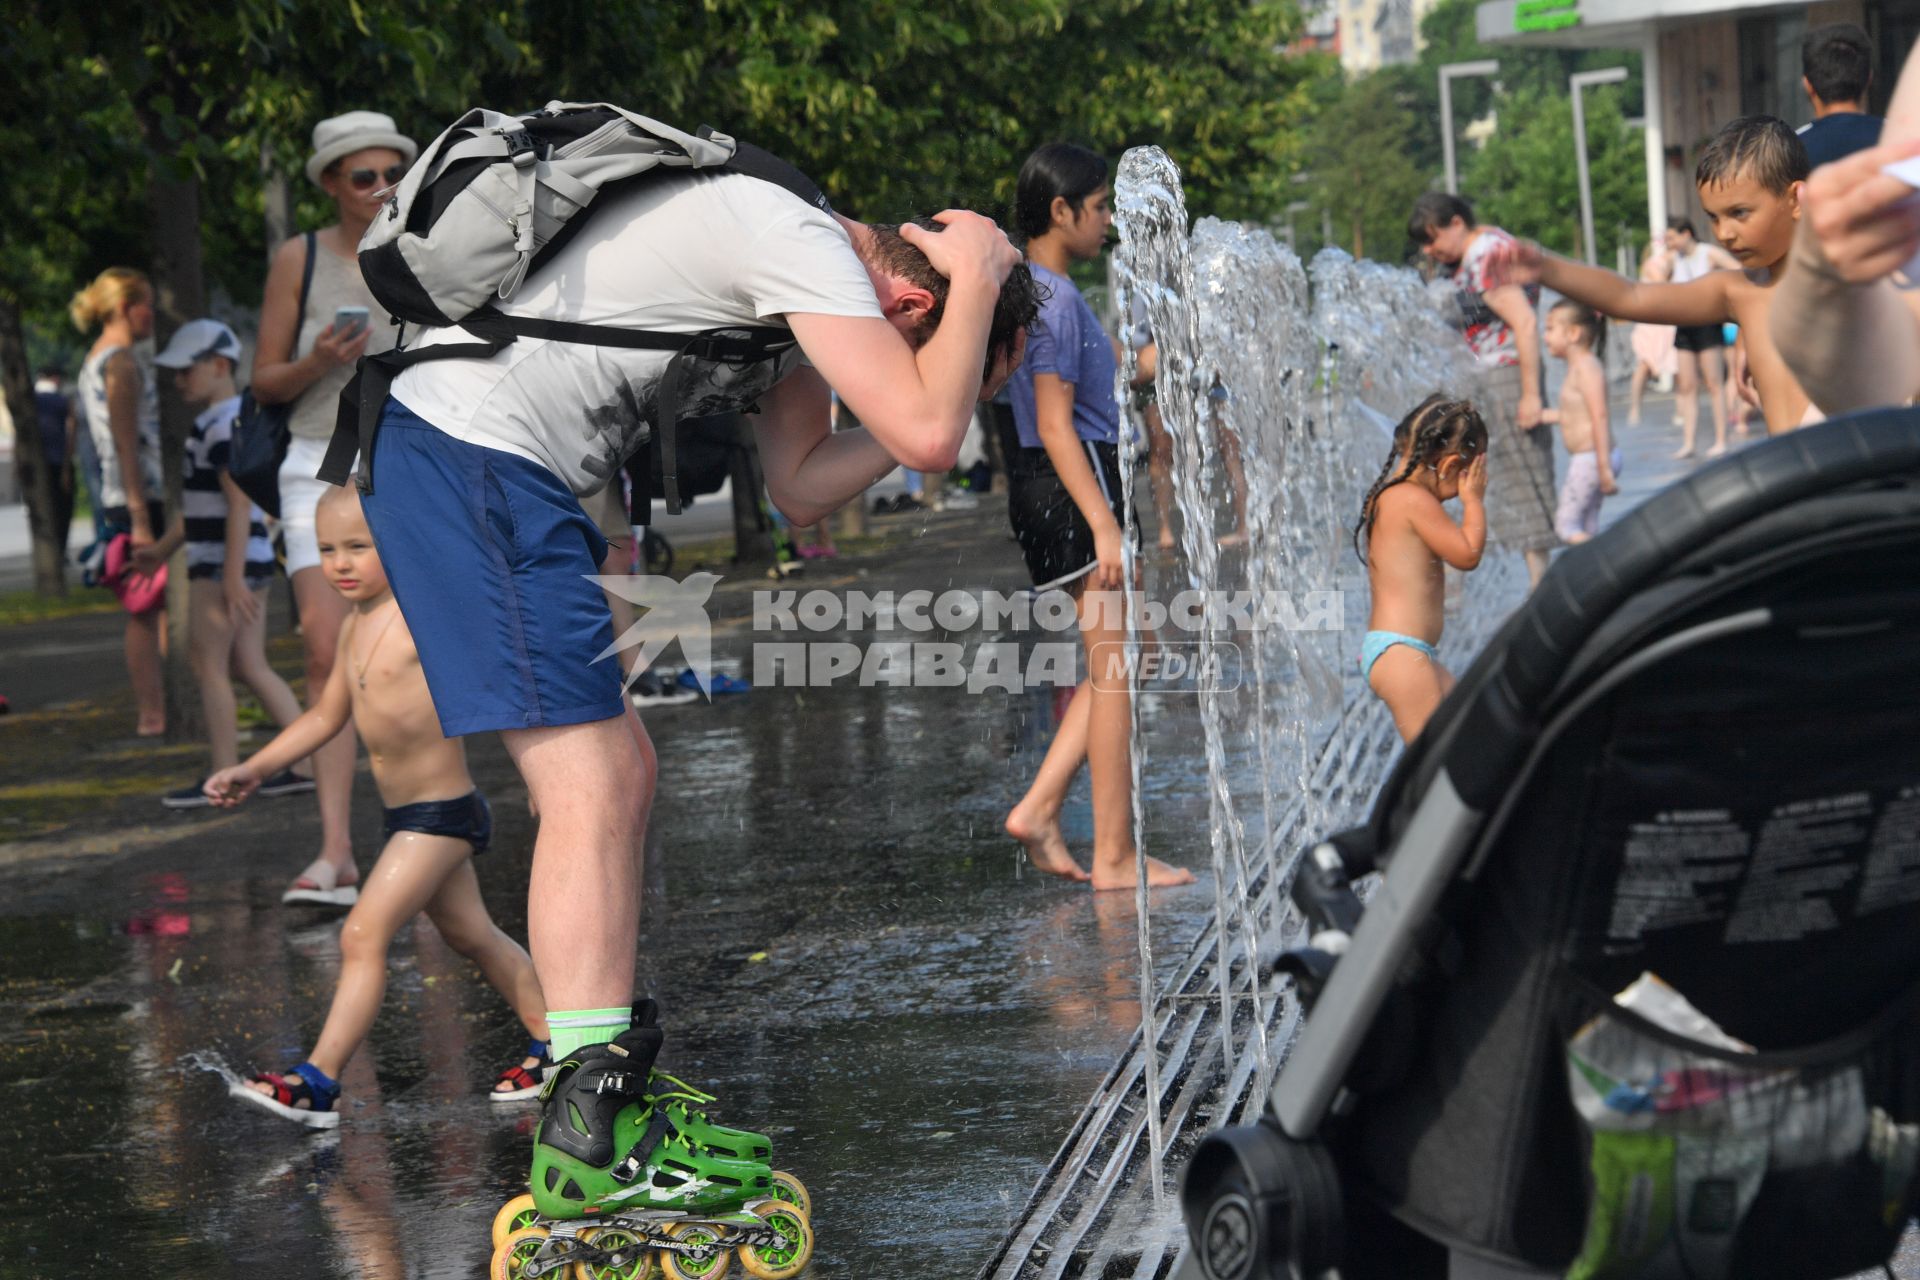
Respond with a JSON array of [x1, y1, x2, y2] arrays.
[[0, 500, 1220, 1279]]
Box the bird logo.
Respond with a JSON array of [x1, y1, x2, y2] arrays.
[[587, 573, 723, 698]]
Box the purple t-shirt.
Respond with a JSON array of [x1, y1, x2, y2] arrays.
[[1009, 262, 1119, 449]]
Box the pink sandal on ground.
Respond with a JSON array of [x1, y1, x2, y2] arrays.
[[281, 859, 361, 907]]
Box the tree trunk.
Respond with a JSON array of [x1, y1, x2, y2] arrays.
[[140, 123, 210, 743], [724, 415, 778, 569], [0, 294, 66, 594]]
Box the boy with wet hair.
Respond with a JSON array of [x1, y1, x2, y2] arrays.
[[1497, 115, 1818, 434]]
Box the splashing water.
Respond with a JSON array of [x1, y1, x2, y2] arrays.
[[1107, 146, 1532, 1213]]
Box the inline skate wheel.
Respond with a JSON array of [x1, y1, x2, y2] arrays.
[[494, 1193, 543, 1251], [658, 1221, 731, 1280], [738, 1200, 813, 1280], [767, 1171, 811, 1219], [571, 1225, 655, 1280], [492, 1225, 554, 1280]]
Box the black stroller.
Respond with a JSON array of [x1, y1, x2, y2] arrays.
[[1177, 408, 1920, 1280]]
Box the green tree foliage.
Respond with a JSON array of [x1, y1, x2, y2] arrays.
[[1296, 0, 1650, 264], [1461, 85, 1644, 259], [17, 0, 1319, 349], [482, 1, 1319, 223], [7, 0, 1327, 590], [1298, 71, 1431, 261]]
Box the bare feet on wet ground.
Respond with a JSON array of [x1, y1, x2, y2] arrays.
[[1006, 803, 1090, 882]]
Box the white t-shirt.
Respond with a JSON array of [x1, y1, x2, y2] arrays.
[[1670, 244, 1716, 285], [392, 172, 882, 496]]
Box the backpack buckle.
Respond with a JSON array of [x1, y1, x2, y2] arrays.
[[502, 127, 537, 168]]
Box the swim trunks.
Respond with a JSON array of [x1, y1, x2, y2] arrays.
[[1360, 630, 1438, 682], [1555, 448, 1624, 542], [382, 789, 492, 856], [359, 397, 624, 737]]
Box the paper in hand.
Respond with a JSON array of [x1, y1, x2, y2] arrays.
[[1885, 156, 1920, 282]]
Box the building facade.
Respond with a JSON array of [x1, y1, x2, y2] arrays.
[[1475, 0, 1920, 237], [1339, 0, 1448, 70]]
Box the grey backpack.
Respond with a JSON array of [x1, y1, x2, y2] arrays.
[[327, 101, 831, 516]]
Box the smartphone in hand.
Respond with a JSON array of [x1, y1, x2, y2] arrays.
[[333, 305, 370, 339]]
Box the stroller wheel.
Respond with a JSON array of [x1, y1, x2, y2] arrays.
[[1181, 1120, 1343, 1279]]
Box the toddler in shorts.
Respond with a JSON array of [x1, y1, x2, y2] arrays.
[[1544, 299, 1619, 545]]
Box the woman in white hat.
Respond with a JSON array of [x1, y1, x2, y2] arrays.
[[251, 110, 417, 907]]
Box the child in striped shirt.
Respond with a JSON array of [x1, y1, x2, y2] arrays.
[[140, 320, 311, 809]]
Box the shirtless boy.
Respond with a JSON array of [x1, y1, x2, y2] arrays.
[[1498, 116, 1819, 435], [207, 486, 550, 1126], [1542, 299, 1618, 544]]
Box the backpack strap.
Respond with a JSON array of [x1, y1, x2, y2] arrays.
[[708, 134, 834, 217], [328, 127, 820, 509], [292, 231, 317, 353], [326, 306, 795, 520]]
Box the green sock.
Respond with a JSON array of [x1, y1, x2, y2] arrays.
[[547, 1007, 632, 1058]]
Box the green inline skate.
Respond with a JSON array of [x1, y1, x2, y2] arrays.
[[490, 1011, 813, 1280]]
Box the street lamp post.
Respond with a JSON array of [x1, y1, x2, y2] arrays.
[[1284, 200, 1311, 249], [1439, 59, 1499, 194], [1571, 66, 1630, 265]]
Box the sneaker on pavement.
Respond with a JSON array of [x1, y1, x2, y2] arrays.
[[162, 779, 212, 810], [941, 490, 980, 511], [257, 769, 317, 798], [630, 669, 697, 707], [679, 669, 751, 696]]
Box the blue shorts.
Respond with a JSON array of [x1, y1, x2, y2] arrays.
[[359, 398, 624, 737]]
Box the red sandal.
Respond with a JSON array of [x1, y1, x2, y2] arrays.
[[490, 1039, 552, 1103], [229, 1062, 341, 1129]]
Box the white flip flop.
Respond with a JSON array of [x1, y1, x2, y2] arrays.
[[281, 859, 360, 907]]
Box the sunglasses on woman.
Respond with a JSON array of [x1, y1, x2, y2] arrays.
[[348, 164, 408, 191]]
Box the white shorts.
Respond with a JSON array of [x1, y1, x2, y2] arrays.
[[278, 436, 349, 575]]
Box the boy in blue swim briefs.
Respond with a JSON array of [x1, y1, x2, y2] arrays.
[[205, 485, 551, 1126], [1353, 395, 1490, 743]]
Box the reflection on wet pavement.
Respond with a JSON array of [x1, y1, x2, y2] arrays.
[[0, 671, 1218, 1277]]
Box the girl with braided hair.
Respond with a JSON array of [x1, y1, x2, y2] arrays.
[[1353, 394, 1490, 742]]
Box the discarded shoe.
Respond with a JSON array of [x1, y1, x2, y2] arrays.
[[257, 769, 317, 798], [282, 859, 360, 908], [629, 669, 697, 708], [678, 669, 751, 696], [162, 779, 213, 810]]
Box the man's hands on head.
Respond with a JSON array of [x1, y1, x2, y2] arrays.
[[792, 209, 1023, 474], [899, 211, 1022, 287], [1798, 139, 1920, 284]]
